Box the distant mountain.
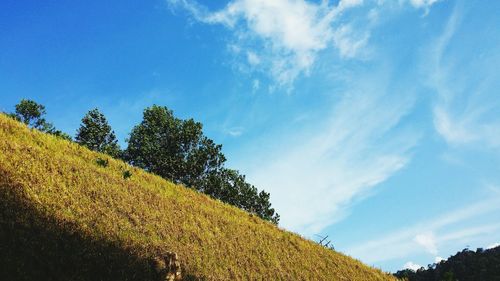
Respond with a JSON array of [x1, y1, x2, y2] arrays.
[[394, 246, 500, 281]]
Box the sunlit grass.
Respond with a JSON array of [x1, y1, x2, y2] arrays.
[[0, 113, 397, 280]]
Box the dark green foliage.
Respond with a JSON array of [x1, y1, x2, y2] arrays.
[[200, 168, 280, 224], [9, 99, 71, 140], [76, 108, 121, 158], [125, 105, 225, 187], [9, 99, 52, 131], [96, 157, 109, 168], [50, 129, 73, 141], [125, 105, 279, 224], [123, 170, 132, 180], [394, 246, 500, 281], [7, 100, 278, 224]]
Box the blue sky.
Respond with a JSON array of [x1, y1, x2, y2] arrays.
[[1, 0, 499, 272]]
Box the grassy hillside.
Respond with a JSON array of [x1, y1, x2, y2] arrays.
[[0, 114, 396, 281]]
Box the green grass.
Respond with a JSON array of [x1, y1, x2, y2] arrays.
[[0, 114, 397, 281]]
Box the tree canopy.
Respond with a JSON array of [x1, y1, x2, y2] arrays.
[[394, 246, 500, 281], [6, 100, 279, 224], [125, 105, 225, 187], [75, 108, 121, 158], [200, 168, 279, 224], [125, 105, 279, 223], [8, 99, 71, 140]]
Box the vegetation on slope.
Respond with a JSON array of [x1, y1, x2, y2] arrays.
[[0, 114, 396, 280], [124, 105, 279, 223], [7, 99, 279, 223], [75, 108, 121, 158], [7, 99, 71, 140], [394, 246, 500, 281]]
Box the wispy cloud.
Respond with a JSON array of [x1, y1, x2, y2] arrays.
[[409, 0, 440, 7], [168, 0, 370, 87], [169, 0, 444, 88], [168, 0, 445, 238], [243, 66, 418, 235], [427, 2, 500, 150], [225, 126, 244, 137], [347, 196, 500, 263], [414, 232, 438, 255]]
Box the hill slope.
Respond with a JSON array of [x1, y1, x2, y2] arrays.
[[0, 114, 395, 281]]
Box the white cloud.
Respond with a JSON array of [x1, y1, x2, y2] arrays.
[[340, 0, 364, 9], [246, 51, 260, 66], [433, 104, 500, 149], [169, 0, 443, 87], [168, 0, 371, 87], [408, 0, 440, 9], [169, 0, 450, 89], [486, 242, 499, 250], [242, 67, 418, 235], [435, 256, 445, 263], [226, 126, 244, 137], [168, 0, 444, 239], [427, 3, 500, 150], [433, 107, 477, 145], [414, 232, 438, 255], [403, 261, 422, 271], [347, 196, 500, 263], [332, 25, 370, 58]]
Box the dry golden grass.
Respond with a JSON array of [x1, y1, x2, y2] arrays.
[[0, 114, 397, 281]]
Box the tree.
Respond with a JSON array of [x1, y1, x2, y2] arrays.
[[9, 99, 53, 132], [9, 99, 71, 140], [394, 246, 500, 281], [125, 105, 225, 186], [125, 105, 279, 224], [49, 129, 72, 141], [75, 108, 121, 158], [200, 168, 279, 224]]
